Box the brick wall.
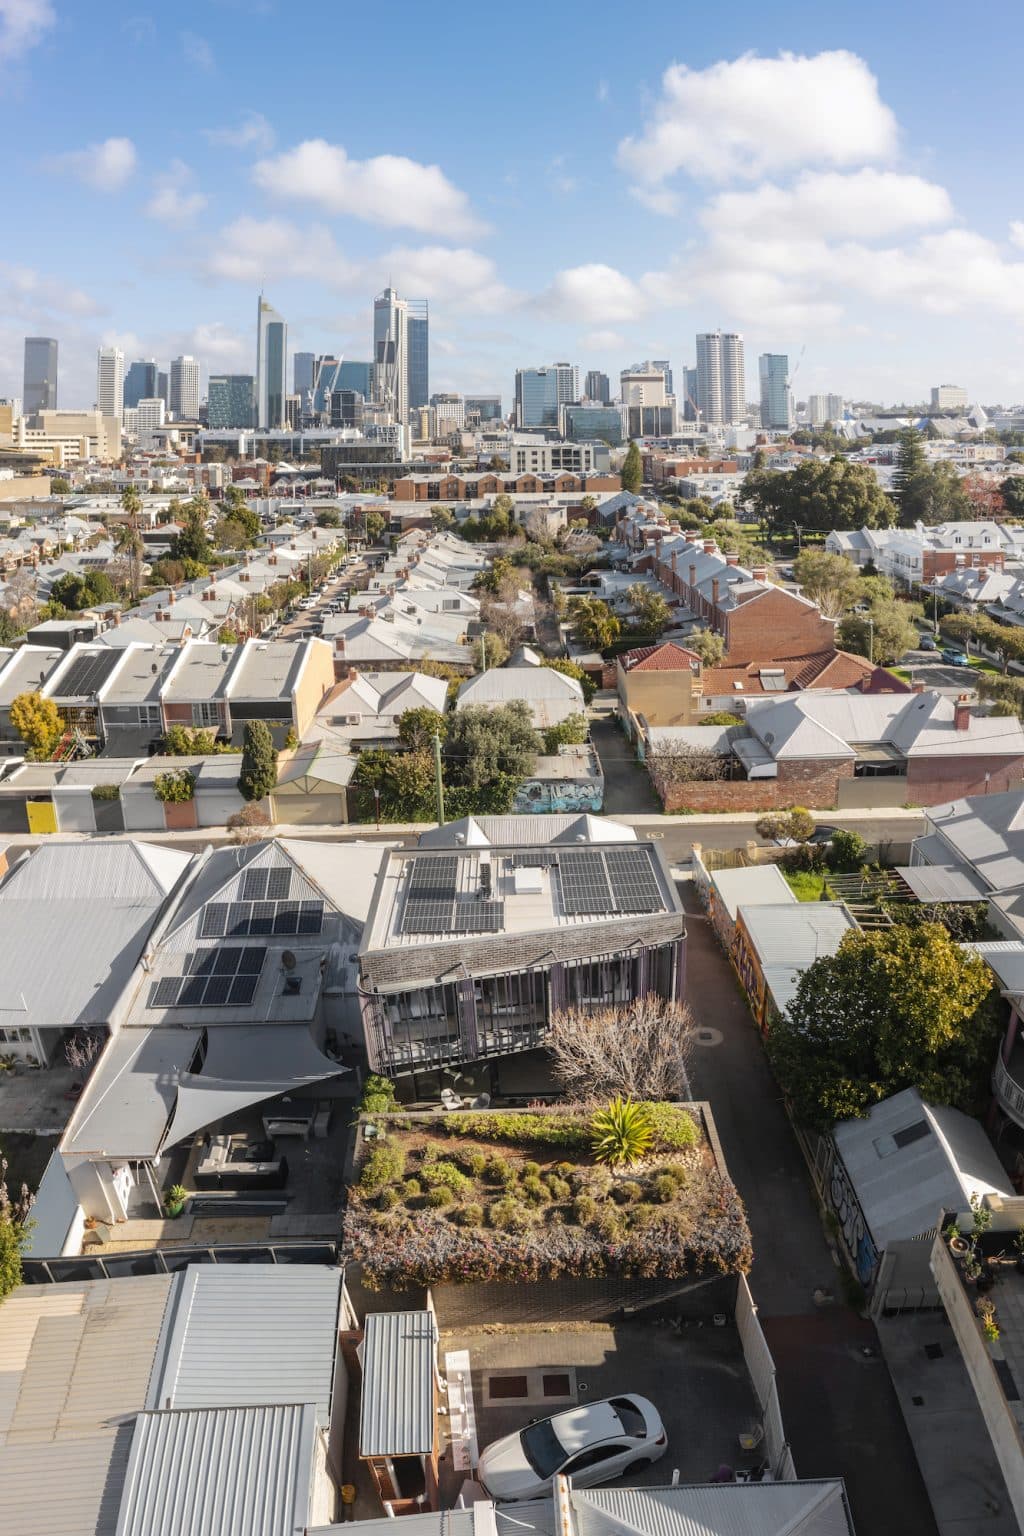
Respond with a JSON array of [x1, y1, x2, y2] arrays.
[[724, 588, 835, 663], [906, 754, 1024, 804], [658, 760, 850, 813]]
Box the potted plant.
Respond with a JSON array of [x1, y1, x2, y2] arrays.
[[983, 1317, 1000, 1344], [164, 1184, 188, 1218], [946, 1221, 970, 1258], [964, 1252, 983, 1284]]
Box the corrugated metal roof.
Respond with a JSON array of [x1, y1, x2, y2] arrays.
[[738, 901, 856, 969], [359, 1310, 436, 1457], [573, 1482, 854, 1536], [115, 1403, 315, 1536], [711, 865, 795, 922], [311, 1515, 475, 1536], [894, 863, 988, 902], [152, 1265, 342, 1427]]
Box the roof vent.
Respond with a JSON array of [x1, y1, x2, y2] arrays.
[[763, 731, 775, 745], [281, 950, 297, 971]]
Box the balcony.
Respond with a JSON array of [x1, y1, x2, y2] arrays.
[[993, 1038, 1024, 1130]]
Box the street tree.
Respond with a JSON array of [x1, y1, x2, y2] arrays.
[[767, 924, 996, 1130], [548, 998, 695, 1102], [837, 602, 917, 665], [238, 720, 278, 801], [621, 440, 643, 494], [792, 550, 863, 619]]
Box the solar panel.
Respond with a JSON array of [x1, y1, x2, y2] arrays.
[[273, 901, 300, 935], [187, 949, 218, 976], [151, 977, 182, 1008], [249, 901, 276, 935], [453, 900, 505, 933], [402, 898, 455, 935], [266, 869, 292, 901], [604, 847, 663, 914], [200, 903, 228, 938], [558, 850, 613, 915], [408, 855, 458, 900], [227, 902, 251, 935], [513, 852, 556, 869], [202, 975, 233, 1005], [179, 976, 208, 1007], [214, 946, 244, 975], [53, 648, 120, 699], [297, 901, 324, 934], [228, 974, 259, 1006], [238, 947, 266, 974], [241, 868, 269, 901]]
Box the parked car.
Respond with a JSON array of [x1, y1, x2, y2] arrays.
[[477, 1395, 666, 1501], [918, 635, 938, 652], [941, 646, 971, 666]]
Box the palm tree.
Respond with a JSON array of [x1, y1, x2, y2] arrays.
[[116, 486, 144, 603]]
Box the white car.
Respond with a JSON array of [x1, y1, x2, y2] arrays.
[[477, 1395, 666, 1501]]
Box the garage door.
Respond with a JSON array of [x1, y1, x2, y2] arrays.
[[279, 793, 345, 827]]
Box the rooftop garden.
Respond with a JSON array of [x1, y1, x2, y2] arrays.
[[342, 1100, 752, 1290]]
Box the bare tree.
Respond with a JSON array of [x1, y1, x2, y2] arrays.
[[547, 997, 695, 1102], [648, 740, 730, 801], [226, 804, 272, 844], [480, 566, 530, 650], [65, 1028, 105, 1072]]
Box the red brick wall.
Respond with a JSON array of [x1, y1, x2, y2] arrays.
[[906, 754, 1024, 804], [724, 588, 835, 663], [922, 550, 1006, 581], [658, 760, 850, 813]]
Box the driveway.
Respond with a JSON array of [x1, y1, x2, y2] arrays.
[[901, 647, 984, 694], [679, 879, 938, 1534], [589, 715, 660, 815]]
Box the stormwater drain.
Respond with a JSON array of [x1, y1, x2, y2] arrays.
[[694, 1027, 724, 1047]]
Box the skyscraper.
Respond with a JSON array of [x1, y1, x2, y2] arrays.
[[758, 354, 793, 431], [514, 364, 579, 428], [807, 394, 845, 426], [652, 360, 674, 398], [407, 301, 429, 411], [96, 346, 125, 422], [124, 359, 158, 410], [372, 288, 428, 423], [137, 397, 166, 448], [338, 360, 374, 398], [293, 352, 316, 400], [169, 355, 200, 420], [681, 366, 698, 422], [695, 331, 745, 425], [157, 371, 169, 407], [585, 370, 610, 404], [23, 337, 58, 416], [208, 375, 255, 429], [256, 296, 287, 429]]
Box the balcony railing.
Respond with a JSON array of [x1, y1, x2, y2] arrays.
[[993, 1051, 1024, 1128]]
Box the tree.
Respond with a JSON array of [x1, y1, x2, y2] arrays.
[[364, 511, 387, 542], [648, 740, 729, 800], [700, 710, 743, 726], [837, 602, 917, 665], [542, 657, 596, 703], [316, 507, 341, 528], [9, 691, 62, 758], [116, 486, 144, 602], [444, 702, 539, 792], [892, 430, 970, 525], [627, 582, 671, 637], [49, 570, 116, 611], [212, 515, 248, 551], [569, 596, 620, 649], [549, 998, 694, 1102], [0, 566, 38, 637], [767, 924, 996, 1131], [429, 506, 455, 531], [755, 807, 815, 844], [962, 472, 1005, 520], [541, 712, 588, 754], [688, 627, 725, 666], [792, 550, 863, 619], [479, 631, 510, 670], [741, 456, 895, 535], [1000, 475, 1024, 517], [397, 707, 447, 751], [621, 440, 643, 494], [0, 1153, 34, 1301], [171, 496, 212, 565], [352, 747, 436, 822], [50, 477, 71, 494], [226, 803, 272, 843], [238, 720, 278, 801]]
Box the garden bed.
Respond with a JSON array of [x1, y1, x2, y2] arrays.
[[342, 1105, 752, 1290]]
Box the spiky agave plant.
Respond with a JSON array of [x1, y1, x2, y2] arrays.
[[590, 1096, 654, 1169]]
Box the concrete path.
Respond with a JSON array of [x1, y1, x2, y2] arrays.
[[679, 879, 939, 1534], [589, 716, 661, 814]]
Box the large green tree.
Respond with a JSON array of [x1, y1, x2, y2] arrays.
[[221, 485, 262, 543], [171, 496, 213, 564], [741, 456, 895, 534], [116, 485, 144, 602], [10, 691, 63, 758], [569, 596, 620, 649], [48, 570, 116, 611], [238, 720, 278, 801], [397, 707, 447, 751], [837, 603, 917, 665], [621, 440, 643, 494], [444, 702, 539, 792], [352, 748, 436, 821], [1000, 475, 1024, 517], [627, 583, 671, 636], [791, 550, 863, 619], [892, 430, 970, 525], [767, 924, 996, 1130]]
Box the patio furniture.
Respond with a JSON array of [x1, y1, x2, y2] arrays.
[[194, 1133, 289, 1190]]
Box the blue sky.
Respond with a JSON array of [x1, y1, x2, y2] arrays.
[[3, 0, 1024, 411]]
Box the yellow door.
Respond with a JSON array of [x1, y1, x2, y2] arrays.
[[26, 800, 58, 833]]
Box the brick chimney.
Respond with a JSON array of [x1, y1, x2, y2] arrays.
[[752, 565, 767, 582], [954, 693, 971, 730], [911, 682, 925, 695], [671, 550, 678, 572], [684, 529, 700, 542], [703, 539, 716, 555], [725, 551, 740, 566], [712, 577, 720, 605], [689, 563, 697, 588]]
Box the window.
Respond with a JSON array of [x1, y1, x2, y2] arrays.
[[192, 701, 219, 726], [521, 1419, 567, 1479], [139, 705, 161, 727], [563, 1444, 623, 1474]]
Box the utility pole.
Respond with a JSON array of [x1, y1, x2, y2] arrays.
[[432, 732, 445, 825], [480, 634, 487, 672]]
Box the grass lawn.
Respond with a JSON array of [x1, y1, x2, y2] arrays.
[[888, 667, 912, 683], [783, 869, 830, 901], [967, 657, 1000, 675]]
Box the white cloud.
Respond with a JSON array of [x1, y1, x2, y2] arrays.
[[203, 216, 357, 287], [581, 328, 626, 351], [629, 185, 681, 217], [181, 29, 214, 70], [619, 50, 898, 186], [702, 169, 953, 243], [145, 160, 208, 226], [187, 322, 248, 369], [49, 136, 138, 191], [542, 263, 650, 324], [0, 262, 100, 317], [597, 79, 609, 104], [0, 0, 54, 61], [1010, 221, 1024, 251], [204, 112, 275, 151], [369, 246, 514, 312], [251, 139, 486, 238]]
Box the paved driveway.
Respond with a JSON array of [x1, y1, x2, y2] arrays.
[[679, 880, 938, 1534], [589, 716, 660, 815]]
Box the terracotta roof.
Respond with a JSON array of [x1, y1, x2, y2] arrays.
[[790, 649, 875, 690], [702, 648, 874, 696], [621, 641, 701, 672]]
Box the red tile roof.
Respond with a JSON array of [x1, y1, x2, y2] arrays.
[[621, 641, 701, 672], [702, 648, 875, 696]]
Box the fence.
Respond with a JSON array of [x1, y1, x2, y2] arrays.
[[21, 1240, 338, 1284], [734, 1274, 795, 1479]]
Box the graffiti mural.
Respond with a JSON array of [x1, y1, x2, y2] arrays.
[[823, 1139, 880, 1288]]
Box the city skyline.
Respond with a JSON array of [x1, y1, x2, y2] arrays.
[[3, 5, 1024, 409]]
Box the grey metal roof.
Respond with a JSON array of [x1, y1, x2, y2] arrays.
[[115, 1403, 316, 1536], [923, 790, 1024, 894], [572, 1483, 854, 1536], [894, 863, 988, 903], [710, 864, 796, 922], [359, 1310, 437, 1457], [737, 901, 856, 970], [151, 1265, 342, 1426]]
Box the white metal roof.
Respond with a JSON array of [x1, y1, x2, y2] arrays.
[[894, 863, 988, 903], [359, 1310, 437, 1458], [571, 1482, 854, 1536], [737, 902, 856, 971], [711, 864, 796, 922], [832, 1087, 1013, 1249], [115, 1403, 316, 1536], [151, 1265, 343, 1426]]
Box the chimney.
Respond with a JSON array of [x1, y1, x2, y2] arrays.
[[689, 563, 697, 588], [348, 666, 358, 680], [911, 682, 925, 694], [954, 693, 971, 730], [979, 565, 990, 578], [111, 608, 121, 626], [671, 550, 678, 573], [712, 577, 720, 605], [684, 529, 700, 542], [725, 551, 739, 567], [752, 565, 767, 582], [703, 539, 716, 556]]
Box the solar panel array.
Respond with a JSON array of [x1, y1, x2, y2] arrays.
[[148, 946, 266, 1009], [558, 850, 613, 915], [408, 856, 458, 899], [558, 847, 664, 917], [400, 857, 506, 936], [200, 898, 323, 938], [241, 867, 293, 902], [53, 648, 121, 698]]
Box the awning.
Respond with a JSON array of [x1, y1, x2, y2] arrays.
[[162, 1025, 347, 1151], [733, 736, 778, 779], [894, 864, 988, 903]]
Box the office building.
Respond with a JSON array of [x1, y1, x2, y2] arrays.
[[256, 296, 287, 430], [432, 393, 464, 431], [157, 371, 168, 407], [931, 384, 968, 412], [624, 404, 676, 438], [207, 374, 255, 430], [758, 354, 794, 432], [681, 366, 698, 422], [584, 370, 610, 404], [562, 403, 623, 446], [293, 351, 315, 401], [95, 346, 124, 423], [169, 355, 200, 421], [23, 337, 58, 416], [652, 359, 674, 398], [807, 393, 844, 426], [136, 397, 166, 448], [514, 363, 579, 428], [330, 390, 365, 430], [465, 394, 502, 421], [123, 360, 158, 411], [620, 365, 668, 407], [408, 300, 429, 411], [310, 357, 344, 420], [339, 359, 374, 398], [696, 331, 745, 425], [373, 288, 428, 424]]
